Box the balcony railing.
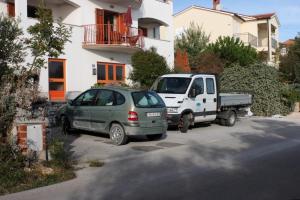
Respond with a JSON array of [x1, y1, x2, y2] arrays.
[[234, 33, 258, 47], [83, 24, 144, 48]]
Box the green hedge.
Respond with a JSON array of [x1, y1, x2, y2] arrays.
[[220, 63, 290, 116]]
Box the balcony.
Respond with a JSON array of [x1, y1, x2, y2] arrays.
[[234, 33, 258, 47], [82, 24, 144, 54], [99, 0, 143, 8], [272, 37, 278, 49]]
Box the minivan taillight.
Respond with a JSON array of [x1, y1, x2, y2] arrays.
[[128, 111, 138, 121]]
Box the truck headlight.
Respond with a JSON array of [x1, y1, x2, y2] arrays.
[[167, 107, 179, 113]]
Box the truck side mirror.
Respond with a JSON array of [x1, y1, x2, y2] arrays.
[[189, 88, 197, 98]]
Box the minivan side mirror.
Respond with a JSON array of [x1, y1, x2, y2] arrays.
[[67, 99, 73, 105]]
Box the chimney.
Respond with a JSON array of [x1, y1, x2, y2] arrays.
[[213, 0, 221, 10]]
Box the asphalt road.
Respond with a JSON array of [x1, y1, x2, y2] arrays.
[[1, 117, 300, 200]]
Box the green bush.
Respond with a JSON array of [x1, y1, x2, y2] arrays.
[[281, 85, 300, 112], [207, 36, 258, 68], [0, 144, 26, 194], [130, 47, 170, 88], [49, 139, 73, 169], [220, 63, 290, 116]]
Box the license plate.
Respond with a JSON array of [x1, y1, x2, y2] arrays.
[[147, 112, 161, 117]]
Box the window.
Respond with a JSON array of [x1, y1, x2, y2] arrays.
[[190, 78, 204, 96], [97, 62, 125, 83], [74, 90, 98, 106], [114, 92, 125, 105], [95, 90, 114, 106], [206, 78, 215, 94], [153, 77, 191, 94], [132, 91, 165, 108], [49, 61, 64, 79]]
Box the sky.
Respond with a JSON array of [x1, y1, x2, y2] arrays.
[[173, 0, 300, 42]]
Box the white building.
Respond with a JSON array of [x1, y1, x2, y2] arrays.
[[174, 0, 280, 65], [0, 0, 174, 101]]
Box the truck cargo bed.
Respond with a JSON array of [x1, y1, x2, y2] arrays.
[[219, 93, 252, 107]]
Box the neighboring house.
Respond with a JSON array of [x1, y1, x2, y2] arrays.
[[174, 0, 280, 65], [0, 0, 174, 101], [280, 39, 295, 56]]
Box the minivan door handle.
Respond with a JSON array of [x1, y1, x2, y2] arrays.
[[203, 98, 206, 103], [214, 98, 217, 102]]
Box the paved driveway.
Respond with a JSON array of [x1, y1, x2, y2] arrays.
[[2, 116, 300, 200]]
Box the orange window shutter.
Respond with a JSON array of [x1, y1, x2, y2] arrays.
[[7, 3, 15, 17]]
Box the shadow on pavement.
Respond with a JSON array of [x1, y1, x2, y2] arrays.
[[66, 119, 300, 200]]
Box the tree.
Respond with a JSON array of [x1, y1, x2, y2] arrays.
[[207, 36, 258, 67], [175, 23, 210, 68], [279, 33, 300, 84], [0, 16, 25, 140], [130, 47, 170, 88], [0, 1, 71, 141], [191, 52, 224, 75]]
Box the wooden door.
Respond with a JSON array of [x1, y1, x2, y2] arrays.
[[48, 59, 66, 101], [96, 9, 104, 44], [7, 2, 15, 17]]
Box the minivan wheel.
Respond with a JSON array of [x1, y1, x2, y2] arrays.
[[147, 134, 163, 141], [179, 114, 190, 133], [110, 123, 128, 146], [61, 116, 71, 135], [225, 111, 237, 127]]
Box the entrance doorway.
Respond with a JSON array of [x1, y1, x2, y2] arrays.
[[48, 59, 66, 101]]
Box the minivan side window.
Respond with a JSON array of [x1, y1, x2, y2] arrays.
[[73, 90, 98, 106], [190, 78, 204, 96], [95, 90, 114, 106], [206, 78, 215, 94], [114, 92, 125, 105]]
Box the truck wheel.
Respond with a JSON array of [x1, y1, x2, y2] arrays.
[[110, 123, 128, 145], [225, 111, 237, 127], [179, 114, 190, 133]]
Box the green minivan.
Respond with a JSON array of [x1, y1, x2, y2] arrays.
[[56, 87, 168, 145]]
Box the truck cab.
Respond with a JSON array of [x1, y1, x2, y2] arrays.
[[151, 74, 218, 132]]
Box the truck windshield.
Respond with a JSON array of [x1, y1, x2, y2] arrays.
[[152, 77, 191, 94]]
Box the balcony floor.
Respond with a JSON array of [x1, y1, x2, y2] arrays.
[[82, 43, 142, 54]]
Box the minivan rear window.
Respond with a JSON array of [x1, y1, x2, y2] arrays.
[[132, 91, 165, 108]]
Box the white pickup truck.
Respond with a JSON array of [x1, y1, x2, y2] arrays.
[[151, 74, 253, 133]]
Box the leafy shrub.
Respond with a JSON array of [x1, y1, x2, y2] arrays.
[[207, 36, 258, 68], [0, 144, 26, 194], [130, 47, 170, 88], [281, 85, 300, 112], [220, 63, 290, 116], [49, 139, 73, 169], [191, 52, 224, 75]]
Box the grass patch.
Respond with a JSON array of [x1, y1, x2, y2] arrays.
[[0, 139, 76, 196], [88, 160, 105, 168], [0, 163, 75, 195]]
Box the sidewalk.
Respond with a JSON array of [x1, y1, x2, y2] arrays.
[[286, 112, 300, 120]]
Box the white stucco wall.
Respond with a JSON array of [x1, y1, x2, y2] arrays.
[[0, 1, 8, 15], [5, 0, 174, 99]]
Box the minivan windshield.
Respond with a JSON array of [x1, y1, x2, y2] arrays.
[[132, 91, 165, 108], [152, 77, 191, 94]]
